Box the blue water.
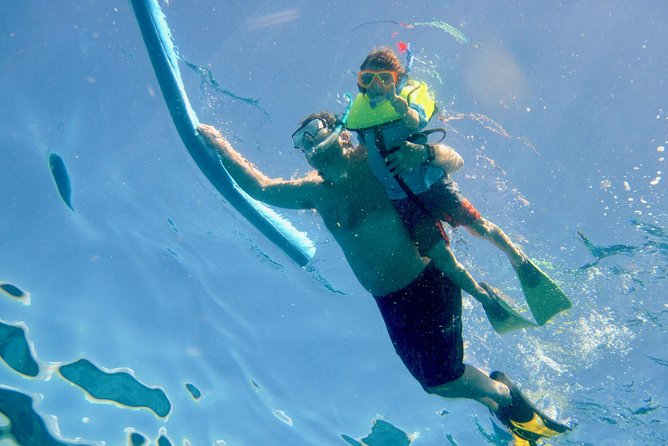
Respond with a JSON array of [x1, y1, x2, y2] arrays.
[[1, 1, 666, 445]]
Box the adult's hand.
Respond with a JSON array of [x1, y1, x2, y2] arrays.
[[385, 141, 429, 175], [197, 123, 223, 145]]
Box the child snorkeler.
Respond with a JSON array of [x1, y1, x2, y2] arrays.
[[345, 47, 570, 324]]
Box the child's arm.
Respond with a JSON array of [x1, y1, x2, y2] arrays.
[[389, 93, 421, 130], [388, 83, 431, 130]]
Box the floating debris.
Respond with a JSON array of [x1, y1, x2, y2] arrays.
[[412, 20, 469, 44], [647, 356, 668, 367], [157, 433, 174, 446], [350, 19, 468, 44], [350, 20, 413, 33], [59, 359, 171, 418], [243, 9, 300, 30], [128, 431, 148, 446], [0, 282, 31, 305], [577, 229, 642, 269], [48, 153, 74, 211], [0, 321, 39, 377], [167, 218, 179, 233], [272, 409, 293, 426], [185, 383, 201, 400], [342, 419, 413, 446], [181, 59, 270, 119]]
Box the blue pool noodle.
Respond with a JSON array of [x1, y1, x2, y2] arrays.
[[130, 0, 315, 266]]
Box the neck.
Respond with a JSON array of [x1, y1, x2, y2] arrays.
[[318, 147, 358, 184]]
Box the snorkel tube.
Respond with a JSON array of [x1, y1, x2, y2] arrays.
[[396, 42, 414, 91], [310, 92, 353, 153]]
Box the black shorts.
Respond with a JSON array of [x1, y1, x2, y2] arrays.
[[394, 176, 481, 255], [373, 262, 465, 389]]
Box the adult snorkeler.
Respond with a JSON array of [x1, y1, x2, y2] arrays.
[[196, 113, 570, 444]]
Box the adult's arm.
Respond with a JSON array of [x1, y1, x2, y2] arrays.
[[198, 124, 317, 210], [385, 142, 463, 176], [431, 143, 463, 174]]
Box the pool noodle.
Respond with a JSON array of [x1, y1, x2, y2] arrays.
[[130, 0, 315, 266]]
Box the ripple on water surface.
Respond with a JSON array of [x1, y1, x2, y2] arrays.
[[0, 321, 39, 377]]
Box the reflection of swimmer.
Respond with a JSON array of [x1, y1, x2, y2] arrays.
[[346, 47, 570, 325], [197, 114, 570, 442]]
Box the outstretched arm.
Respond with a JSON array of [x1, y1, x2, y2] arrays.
[[198, 124, 317, 210]]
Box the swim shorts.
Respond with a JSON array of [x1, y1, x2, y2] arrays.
[[393, 176, 481, 255], [373, 262, 465, 389]]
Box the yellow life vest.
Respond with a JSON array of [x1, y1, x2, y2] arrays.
[[345, 80, 436, 131]]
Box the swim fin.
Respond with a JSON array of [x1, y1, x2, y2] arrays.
[[516, 258, 572, 326], [510, 433, 537, 446], [480, 283, 537, 334], [491, 371, 572, 444]]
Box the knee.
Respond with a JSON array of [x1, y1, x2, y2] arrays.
[[425, 382, 445, 395], [425, 383, 445, 395], [423, 371, 465, 397], [425, 380, 459, 398]]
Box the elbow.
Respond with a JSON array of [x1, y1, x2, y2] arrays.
[[245, 182, 272, 202], [436, 145, 464, 174], [247, 179, 284, 204], [448, 147, 464, 173], [454, 156, 464, 171]]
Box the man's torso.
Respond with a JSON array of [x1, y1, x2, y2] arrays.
[[310, 155, 426, 296]]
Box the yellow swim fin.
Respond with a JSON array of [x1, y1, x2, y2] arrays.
[[511, 432, 536, 446], [491, 371, 572, 444]]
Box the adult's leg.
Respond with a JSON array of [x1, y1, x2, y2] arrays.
[[426, 364, 511, 412]]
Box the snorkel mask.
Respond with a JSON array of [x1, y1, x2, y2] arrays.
[[292, 93, 353, 155], [292, 118, 326, 152]]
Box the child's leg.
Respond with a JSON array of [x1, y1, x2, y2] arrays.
[[464, 217, 527, 268], [417, 178, 529, 270], [426, 240, 494, 307]]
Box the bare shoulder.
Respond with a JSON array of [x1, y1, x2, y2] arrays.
[[280, 170, 327, 208], [285, 170, 325, 190]]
